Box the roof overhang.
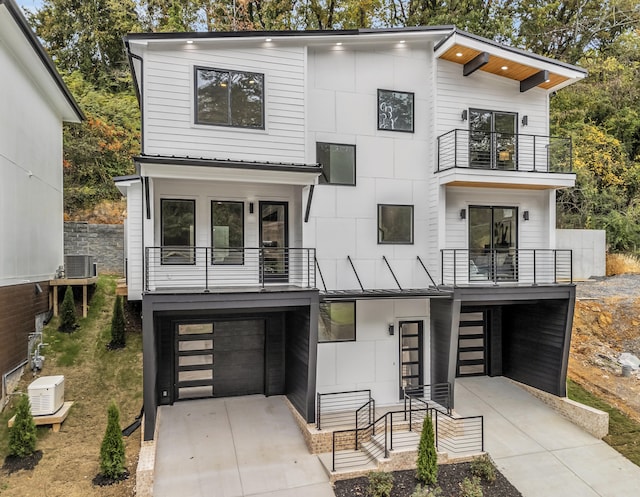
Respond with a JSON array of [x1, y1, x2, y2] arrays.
[[437, 168, 576, 190], [113, 174, 141, 195], [435, 30, 587, 92], [134, 155, 321, 186], [0, 0, 83, 122], [321, 288, 451, 301]]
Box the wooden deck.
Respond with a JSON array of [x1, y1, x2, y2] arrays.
[[8, 401, 74, 433]]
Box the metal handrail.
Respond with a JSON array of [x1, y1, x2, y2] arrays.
[[316, 389, 372, 431], [436, 129, 572, 173], [441, 248, 572, 286]]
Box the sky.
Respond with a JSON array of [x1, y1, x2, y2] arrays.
[[18, 0, 42, 13]]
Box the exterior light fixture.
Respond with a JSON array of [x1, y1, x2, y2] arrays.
[[456, 52, 463, 57], [399, 40, 406, 44], [501, 65, 508, 70], [336, 42, 343, 46], [521, 115, 528, 126], [523, 210, 530, 221], [388, 323, 394, 335], [249, 202, 254, 214], [461, 109, 468, 121], [186, 40, 194, 44], [265, 38, 272, 42], [460, 208, 466, 220]]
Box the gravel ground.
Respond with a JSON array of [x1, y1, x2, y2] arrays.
[[576, 274, 640, 300]]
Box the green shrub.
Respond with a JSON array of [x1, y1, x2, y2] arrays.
[[471, 454, 496, 483], [367, 471, 394, 497], [99, 402, 125, 479], [8, 395, 37, 458], [59, 286, 78, 332], [411, 483, 443, 497], [416, 414, 438, 485], [109, 295, 126, 349], [459, 476, 483, 497]]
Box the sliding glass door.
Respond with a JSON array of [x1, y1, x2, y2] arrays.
[[469, 206, 517, 281], [469, 110, 517, 170]]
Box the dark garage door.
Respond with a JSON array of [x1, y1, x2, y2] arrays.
[[176, 319, 265, 400]]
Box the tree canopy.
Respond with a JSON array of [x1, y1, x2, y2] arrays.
[[23, 1, 640, 250]]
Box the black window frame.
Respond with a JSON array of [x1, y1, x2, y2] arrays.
[[377, 89, 415, 133], [194, 66, 265, 130], [316, 142, 357, 186], [160, 198, 196, 265], [211, 200, 245, 265], [318, 301, 356, 343], [377, 204, 414, 245]]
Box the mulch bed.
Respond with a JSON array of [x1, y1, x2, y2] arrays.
[[2, 451, 43, 474], [92, 470, 130, 486], [333, 462, 522, 497]]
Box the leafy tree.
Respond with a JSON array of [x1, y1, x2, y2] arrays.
[[110, 295, 126, 349], [8, 395, 37, 458], [59, 286, 78, 332], [416, 414, 438, 485], [100, 402, 126, 479]]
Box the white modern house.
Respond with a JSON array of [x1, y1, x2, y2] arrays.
[[116, 27, 586, 440], [0, 0, 83, 404]]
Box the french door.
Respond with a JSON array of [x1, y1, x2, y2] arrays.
[[469, 109, 517, 170], [259, 202, 288, 282], [469, 206, 518, 281]]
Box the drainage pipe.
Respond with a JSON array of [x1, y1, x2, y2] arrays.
[[1, 360, 28, 410]]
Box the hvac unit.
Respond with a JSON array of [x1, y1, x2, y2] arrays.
[[28, 375, 65, 416], [64, 255, 95, 278]]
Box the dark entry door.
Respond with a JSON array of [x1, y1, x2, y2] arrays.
[[176, 319, 265, 400], [259, 202, 288, 282], [399, 321, 424, 397], [456, 311, 487, 377], [469, 206, 518, 281]]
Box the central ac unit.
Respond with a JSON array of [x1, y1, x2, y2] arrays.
[[28, 375, 65, 416], [64, 255, 95, 278]]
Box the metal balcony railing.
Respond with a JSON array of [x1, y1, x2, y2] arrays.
[[145, 246, 316, 292], [441, 249, 572, 286], [437, 129, 572, 173]]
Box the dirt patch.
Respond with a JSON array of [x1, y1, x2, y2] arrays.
[[333, 463, 522, 497]]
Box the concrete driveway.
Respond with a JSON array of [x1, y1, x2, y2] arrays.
[[153, 396, 334, 497], [455, 377, 640, 497]]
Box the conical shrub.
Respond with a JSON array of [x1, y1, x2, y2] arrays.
[[100, 402, 125, 479], [58, 285, 77, 332], [109, 295, 126, 349], [416, 413, 438, 485], [9, 394, 37, 458]]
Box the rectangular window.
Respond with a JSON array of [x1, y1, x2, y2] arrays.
[[316, 143, 356, 185], [378, 204, 414, 244], [195, 67, 264, 129], [377, 89, 415, 132], [211, 201, 244, 264], [161, 199, 195, 264], [318, 301, 356, 342]]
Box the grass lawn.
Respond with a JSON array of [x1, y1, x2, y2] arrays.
[[568, 379, 640, 466], [0, 275, 142, 497]]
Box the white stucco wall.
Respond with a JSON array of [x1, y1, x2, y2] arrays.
[[0, 36, 64, 286], [556, 229, 606, 279]]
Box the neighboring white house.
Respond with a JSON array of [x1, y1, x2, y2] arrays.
[[0, 0, 83, 404], [117, 27, 586, 440]]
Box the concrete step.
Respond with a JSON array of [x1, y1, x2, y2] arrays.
[[317, 450, 377, 476]]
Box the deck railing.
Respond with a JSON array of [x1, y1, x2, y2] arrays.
[[441, 248, 572, 286], [316, 390, 373, 431], [145, 246, 316, 292], [437, 129, 572, 173]]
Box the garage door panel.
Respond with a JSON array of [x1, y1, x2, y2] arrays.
[[215, 334, 264, 352]]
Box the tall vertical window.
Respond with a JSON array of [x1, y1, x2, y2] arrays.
[[161, 199, 195, 264], [378, 204, 414, 244], [211, 201, 244, 264], [195, 67, 264, 129], [316, 143, 356, 185]]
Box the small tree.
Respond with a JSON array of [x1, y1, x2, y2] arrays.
[[109, 295, 126, 349], [100, 402, 125, 479], [416, 414, 438, 485], [58, 285, 77, 332], [9, 395, 37, 458]]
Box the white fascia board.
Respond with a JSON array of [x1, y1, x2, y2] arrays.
[[437, 169, 576, 189], [0, 7, 81, 122], [140, 163, 319, 186], [435, 33, 586, 83], [114, 177, 141, 195]]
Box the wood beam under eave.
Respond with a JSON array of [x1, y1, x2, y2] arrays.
[[463, 52, 490, 76], [520, 70, 549, 92]]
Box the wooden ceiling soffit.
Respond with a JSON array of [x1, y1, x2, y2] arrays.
[[463, 52, 489, 77], [520, 70, 549, 93]]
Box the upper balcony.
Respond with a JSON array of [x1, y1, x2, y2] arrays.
[[436, 130, 575, 190]]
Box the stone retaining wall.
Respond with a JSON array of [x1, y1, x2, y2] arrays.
[[64, 222, 124, 274]]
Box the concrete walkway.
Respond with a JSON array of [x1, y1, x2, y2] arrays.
[[455, 377, 640, 497], [153, 396, 334, 497]]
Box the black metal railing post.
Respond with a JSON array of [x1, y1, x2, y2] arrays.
[[317, 393, 321, 430], [204, 247, 210, 292], [390, 413, 393, 452], [454, 129, 458, 169], [434, 410, 439, 449], [260, 248, 265, 289], [570, 249, 573, 283], [441, 250, 444, 285], [332, 433, 336, 472], [384, 416, 388, 458], [554, 250, 558, 284], [533, 249, 537, 286], [144, 247, 149, 291], [481, 416, 485, 452]]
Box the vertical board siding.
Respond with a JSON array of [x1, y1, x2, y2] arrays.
[[430, 298, 455, 386], [140, 45, 305, 163], [265, 314, 286, 395], [285, 307, 312, 421], [501, 299, 570, 395]]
